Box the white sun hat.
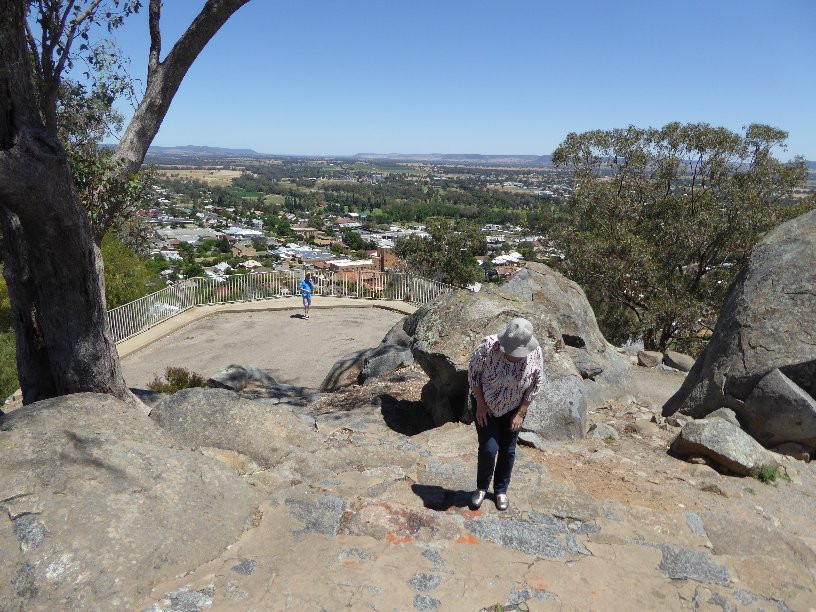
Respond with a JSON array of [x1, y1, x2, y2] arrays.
[[498, 317, 539, 358]]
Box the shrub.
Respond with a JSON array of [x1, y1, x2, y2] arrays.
[[148, 366, 207, 393], [754, 464, 790, 485]]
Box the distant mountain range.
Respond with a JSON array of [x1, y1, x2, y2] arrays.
[[144, 145, 814, 170], [353, 153, 554, 166], [147, 145, 263, 157]]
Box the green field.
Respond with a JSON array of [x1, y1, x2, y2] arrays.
[[264, 194, 286, 205]]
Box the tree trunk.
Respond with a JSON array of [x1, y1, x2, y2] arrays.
[[0, 1, 129, 403], [1, 0, 250, 404]]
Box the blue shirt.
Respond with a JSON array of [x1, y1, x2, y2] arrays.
[[299, 279, 313, 297]]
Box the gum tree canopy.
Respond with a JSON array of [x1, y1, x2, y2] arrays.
[[0, 0, 250, 404], [552, 123, 811, 353]]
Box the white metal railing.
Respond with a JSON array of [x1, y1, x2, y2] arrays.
[[107, 269, 453, 344]]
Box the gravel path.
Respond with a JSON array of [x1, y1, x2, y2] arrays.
[[121, 307, 404, 389]]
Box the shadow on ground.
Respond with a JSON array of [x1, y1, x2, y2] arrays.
[[379, 394, 435, 436], [411, 484, 474, 511]]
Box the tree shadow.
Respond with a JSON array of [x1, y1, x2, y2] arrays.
[[411, 484, 475, 511], [53, 430, 132, 481], [379, 394, 435, 436], [319, 348, 372, 391]]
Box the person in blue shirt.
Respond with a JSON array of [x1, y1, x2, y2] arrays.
[[299, 273, 314, 319]]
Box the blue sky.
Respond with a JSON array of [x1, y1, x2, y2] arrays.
[[108, 0, 816, 158]]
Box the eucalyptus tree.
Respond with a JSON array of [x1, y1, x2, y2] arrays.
[[552, 122, 811, 352], [395, 219, 487, 287], [0, 0, 250, 403]]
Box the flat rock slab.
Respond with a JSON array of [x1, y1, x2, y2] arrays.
[[150, 387, 322, 468], [121, 307, 404, 389]]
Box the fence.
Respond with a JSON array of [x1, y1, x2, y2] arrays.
[[106, 269, 453, 344]]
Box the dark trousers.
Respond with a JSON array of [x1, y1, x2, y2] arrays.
[[475, 408, 520, 495]]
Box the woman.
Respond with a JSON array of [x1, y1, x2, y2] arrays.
[[467, 317, 543, 511], [299, 273, 314, 319]]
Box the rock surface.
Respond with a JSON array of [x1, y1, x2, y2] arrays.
[[360, 344, 414, 384], [588, 422, 620, 441], [663, 350, 695, 372], [405, 286, 587, 439], [663, 210, 816, 452], [381, 316, 411, 347], [704, 407, 741, 428], [3, 370, 816, 610], [208, 363, 319, 404], [638, 350, 663, 368], [150, 388, 320, 468], [320, 348, 376, 391], [0, 393, 261, 610], [671, 418, 779, 476], [742, 367, 816, 449], [504, 262, 632, 396], [322, 342, 414, 391]]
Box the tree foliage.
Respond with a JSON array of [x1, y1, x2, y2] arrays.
[[551, 122, 812, 352], [101, 234, 164, 309], [395, 219, 487, 287]]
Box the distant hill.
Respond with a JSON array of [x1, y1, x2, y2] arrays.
[[147, 145, 263, 157], [353, 153, 554, 167]]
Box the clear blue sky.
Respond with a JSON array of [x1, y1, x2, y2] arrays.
[[108, 0, 816, 158]]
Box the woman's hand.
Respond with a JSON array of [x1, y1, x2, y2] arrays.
[[475, 400, 488, 427], [510, 411, 524, 432]]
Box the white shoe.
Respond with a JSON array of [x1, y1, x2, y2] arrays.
[[495, 493, 509, 511], [470, 489, 486, 509]]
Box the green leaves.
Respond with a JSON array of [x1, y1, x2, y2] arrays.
[[101, 234, 165, 309], [395, 219, 487, 287], [552, 123, 812, 352]]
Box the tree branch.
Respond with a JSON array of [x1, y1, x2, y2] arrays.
[[112, 0, 251, 180], [148, 0, 161, 74], [57, 0, 78, 44], [54, 0, 104, 81], [24, 19, 42, 76]]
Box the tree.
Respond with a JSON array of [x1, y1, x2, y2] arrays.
[[101, 234, 164, 309], [341, 229, 374, 252], [395, 219, 487, 287], [0, 0, 250, 404], [551, 122, 811, 352]]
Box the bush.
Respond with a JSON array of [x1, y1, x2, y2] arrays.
[[754, 464, 791, 485], [148, 366, 207, 393]]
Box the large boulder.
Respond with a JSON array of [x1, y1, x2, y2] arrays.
[[670, 418, 779, 476], [320, 343, 414, 391], [663, 350, 695, 372], [381, 316, 412, 347], [320, 348, 376, 391], [503, 262, 632, 404], [663, 210, 816, 451], [150, 387, 320, 468], [0, 393, 261, 609], [405, 285, 587, 439], [360, 344, 414, 383], [742, 368, 816, 449]]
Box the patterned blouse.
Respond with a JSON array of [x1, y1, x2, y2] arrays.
[[468, 335, 544, 417]]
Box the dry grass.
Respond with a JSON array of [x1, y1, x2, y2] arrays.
[[155, 168, 243, 186]]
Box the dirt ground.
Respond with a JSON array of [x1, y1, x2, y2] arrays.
[[121, 307, 404, 389]]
